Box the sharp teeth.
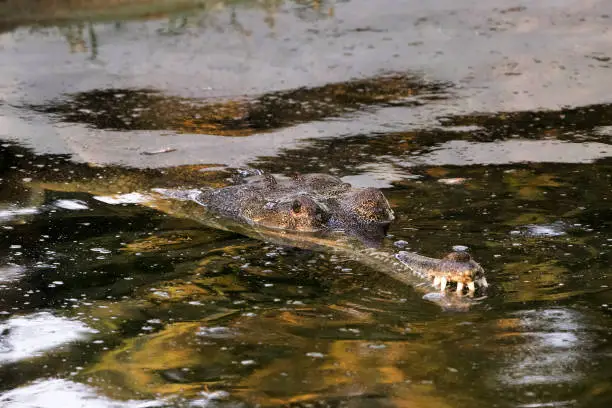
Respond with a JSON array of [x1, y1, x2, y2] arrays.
[[439, 277, 447, 292], [433, 276, 441, 288], [456, 282, 464, 294], [479, 277, 489, 288], [467, 281, 476, 292]]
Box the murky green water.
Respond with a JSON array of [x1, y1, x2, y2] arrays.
[[1, 1, 612, 407]]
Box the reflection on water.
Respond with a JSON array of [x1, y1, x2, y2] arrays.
[[27, 73, 449, 136], [515, 222, 568, 238], [0, 263, 26, 283], [489, 308, 611, 408], [440, 102, 612, 144], [499, 309, 588, 387], [0, 129, 610, 406], [0, 207, 40, 221], [410, 139, 612, 166]]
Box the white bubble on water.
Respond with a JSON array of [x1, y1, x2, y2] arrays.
[[53, 199, 89, 210], [0, 312, 96, 364]]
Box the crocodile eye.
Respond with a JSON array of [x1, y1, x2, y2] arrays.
[[292, 200, 302, 213]]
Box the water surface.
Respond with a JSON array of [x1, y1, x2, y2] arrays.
[[1, 1, 612, 407]]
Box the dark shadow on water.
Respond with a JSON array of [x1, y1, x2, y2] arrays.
[[439, 102, 612, 143], [247, 102, 612, 175], [25, 73, 451, 136]]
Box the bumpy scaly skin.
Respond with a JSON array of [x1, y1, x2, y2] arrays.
[[195, 173, 395, 233]]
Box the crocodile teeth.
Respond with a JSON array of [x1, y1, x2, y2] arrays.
[[478, 277, 489, 288], [439, 277, 447, 292], [467, 282, 476, 292], [456, 282, 464, 294], [433, 276, 441, 288]]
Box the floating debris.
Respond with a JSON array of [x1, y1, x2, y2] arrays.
[[438, 178, 467, 185], [141, 147, 177, 155]]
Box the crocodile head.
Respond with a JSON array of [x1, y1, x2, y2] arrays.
[[242, 194, 331, 232], [341, 187, 395, 224], [197, 173, 395, 240]]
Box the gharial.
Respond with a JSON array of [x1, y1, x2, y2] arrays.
[[150, 172, 489, 307], [36, 170, 489, 310]]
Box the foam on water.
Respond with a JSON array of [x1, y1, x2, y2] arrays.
[[0, 207, 39, 221], [53, 199, 89, 210], [0, 379, 166, 408], [0, 312, 96, 364]]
